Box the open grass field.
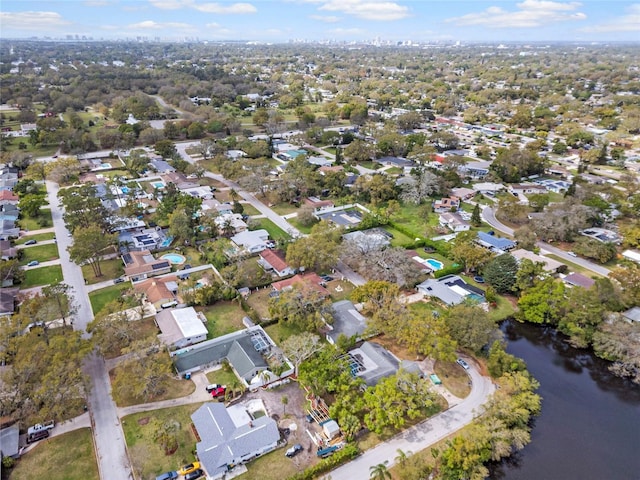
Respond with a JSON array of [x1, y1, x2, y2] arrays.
[[391, 203, 438, 239], [8, 428, 98, 480], [22, 265, 63, 288], [264, 320, 306, 345], [88, 282, 133, 316], [123, 404, 203, 480], [199, 301, 247, 339], [252, 218, 291, 242], [385, 226, 418, 247], [18, 243, 59, 264], [268, 202, 300, 216], [240, 202, 261, 216], [245, 287, 273, 320], [81, 258, 124, 284], [13, 232, 56, 244]]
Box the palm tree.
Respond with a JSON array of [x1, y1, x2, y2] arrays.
[[229, 188, 240, 203], [395, 448, 412, 467], [369, 461, 391, 480]]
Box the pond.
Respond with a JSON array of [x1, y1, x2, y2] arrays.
[[491, 320, 640, 479]]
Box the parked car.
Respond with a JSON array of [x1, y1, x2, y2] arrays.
[[184, 469, 204, 480], [205, 383, 223, 393], [210, 386, 226, 398], [113, 277, 125, 284], [568, 251, 578, 257], [155, 471, 178, 480], [177, 462, 201, 476], [285, 444, 303, 458], [456, 358, 470, 370], [26, 429, 50, 443], [24, 239, 37, 245], [27, 260, 39, 267], [319, 274, 333, 282]]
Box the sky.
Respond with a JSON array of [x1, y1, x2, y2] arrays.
[[1, 0, 639, 43]]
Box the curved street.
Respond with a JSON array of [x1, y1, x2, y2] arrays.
[[324, 364, 495, 480], [481, 205, 611, 277]]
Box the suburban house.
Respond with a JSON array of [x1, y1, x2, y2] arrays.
[[510, 249, 565, 274], [450, 187, 476, 201], [155, 307, 208, 349], [215, 213, 248, 234], [476, 231, 516, 252], [622, 250, 640, 264], [0, 219, 20, 240], [119, 227, 170, 251], [227, 149, 247, 160], [180, 185, 215, 200], [0, 425, 20, 459], [472, 182, 505, 196], [191, 402, 280, 480], [622, 307, 640, 323], [580, 228, 621, 244], [133, 276, 178, 309], [0, 190, 19, 205], [459, 160, 490, 179], [315, 207, 363, 227], [172, 326, 293, 389], [508, 183, 548, 196], [325, 300, 368, 345], [344, 342, 422, 387], [307, 156, 334, 167], [0, 288, 19, 315], [258, 249, 294, 278], [149, 159, 176, 174], [432, 196, 460, 213], [0, 239, 17, 260], [304, 197, 335, 211], [417, 275, 485, 306], [562, 272, 596, 289], [374, 156, 414, 168], [230, 229, 270, 254], [122, 250, 172, 282], [439, 212, 471, 232], [272, 273, 330, 298]]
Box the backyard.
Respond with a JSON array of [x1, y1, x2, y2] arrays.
[[198, 301, 247, 339], [123, 404, 203, 480], [88, 282, 135, 316], [7, 428, 98, 480]]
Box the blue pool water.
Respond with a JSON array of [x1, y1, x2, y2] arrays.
[[152, 181, 165, 189], [467, 293, 485, 303], [161, 253, 185, 264], [426, 258, 444, 270], [121, 186, 130, 194], [159, 236, 174, 248], [100, 163, 111, 169]]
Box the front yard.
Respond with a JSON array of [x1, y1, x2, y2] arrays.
[[18, 243, 59, 265], [7, 428, 98, 480], [123, 404, 203, 480], [81, 258, 124, 284], [251, 218, 292, 242], [110, 365, 195, 407], [21, 265, 63, 288], [88, 282, 135, 316]]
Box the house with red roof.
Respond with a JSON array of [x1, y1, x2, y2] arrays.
[[258, 249, 294, 278], [271, 273, 330, 298]]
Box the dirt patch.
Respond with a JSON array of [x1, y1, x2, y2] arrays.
[[137, 417, 150, 425]]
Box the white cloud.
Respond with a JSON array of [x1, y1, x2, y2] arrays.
[[580, 3, 640, 32], [194, 3, 257, 14], [128, 20, 192, 29], [319, 0, 410, 21], [149, 0, 256, 13], [205, 22, 221, 28], [0, 11, 71, 30], [446, 0, 586, 28], [309, 14, 341, 22]]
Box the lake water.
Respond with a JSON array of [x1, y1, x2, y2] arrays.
[[491, 320, 640, 480]]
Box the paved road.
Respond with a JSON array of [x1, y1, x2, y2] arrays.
[[324, 364, 495, 480], [175, 140, 302, 238], [46, 180, 134, 480], [481, 205, 610, 277]]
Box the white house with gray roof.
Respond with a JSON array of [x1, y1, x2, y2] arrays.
[[346, 342, 422, 387], [326, 300, 368, 345], [192, 402, 280, 479]]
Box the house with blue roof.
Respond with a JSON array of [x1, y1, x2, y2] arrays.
[[192, 402, 280, 479], [476, 231, 516, 252]]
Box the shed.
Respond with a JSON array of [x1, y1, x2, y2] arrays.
[[321, 419, 340, 440]]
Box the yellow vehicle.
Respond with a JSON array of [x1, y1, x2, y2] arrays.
[[177, 462, 201, 476]]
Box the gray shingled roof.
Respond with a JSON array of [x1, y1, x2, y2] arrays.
[[350, 342, 421, 387], [193, 403, 279, 478], [227, 336, 268, 381], [328, 300, 368, 343]]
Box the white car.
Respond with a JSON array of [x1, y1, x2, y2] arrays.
[[456, 358, 470, 370], [568, 251, 578, 257]]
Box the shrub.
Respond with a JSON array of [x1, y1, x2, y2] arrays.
[[287, 444, 360, 480], [434, 264, 464, 278]]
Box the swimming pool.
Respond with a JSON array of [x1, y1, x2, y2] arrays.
[[161, 253, 186, 264], [121, 186, 130, 194], [467, 293, 485, 303], [159, 236, 173, 248], [152, 181, 165, 189], [426, 258, 444, 271], [100, 163, 111, 169]]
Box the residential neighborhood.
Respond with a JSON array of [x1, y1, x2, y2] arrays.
[[1, 31, 640, 480]]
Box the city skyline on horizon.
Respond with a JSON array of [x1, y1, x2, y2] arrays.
[[1, 1, 639, 43]]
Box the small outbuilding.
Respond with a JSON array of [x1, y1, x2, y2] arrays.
[[155, 307, 208, 349]]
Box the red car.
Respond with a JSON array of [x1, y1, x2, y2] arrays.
[[210, 386, 226, 398]]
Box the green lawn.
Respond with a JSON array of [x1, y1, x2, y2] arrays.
[[328, 279, 355, 302], [241, 203, 261, 216], [206, 367, 240, 387], [434, 360, 472, 399], [7, 428, 98, 480], [245, 288, 273, 320], [14, 232, 56, 244], [18, 210, 53, 231], [89, 282, 133, 316], [81, 258, 124, 284], [123, 404, 202, 480], [22, 265, 63, 287], [199, 301, 247, 339], [384, 226, 418, 247], [546, 254, 605, 278], [246, 445, 311, 480], [252, 218, 292, 242], [287, 218, 314, 235], [18, 243, 60, 265], [358, 160, 381, 170], [269, 203, 300, 215], [391, 202, 438, 239], [264, 321, 305, 345]]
